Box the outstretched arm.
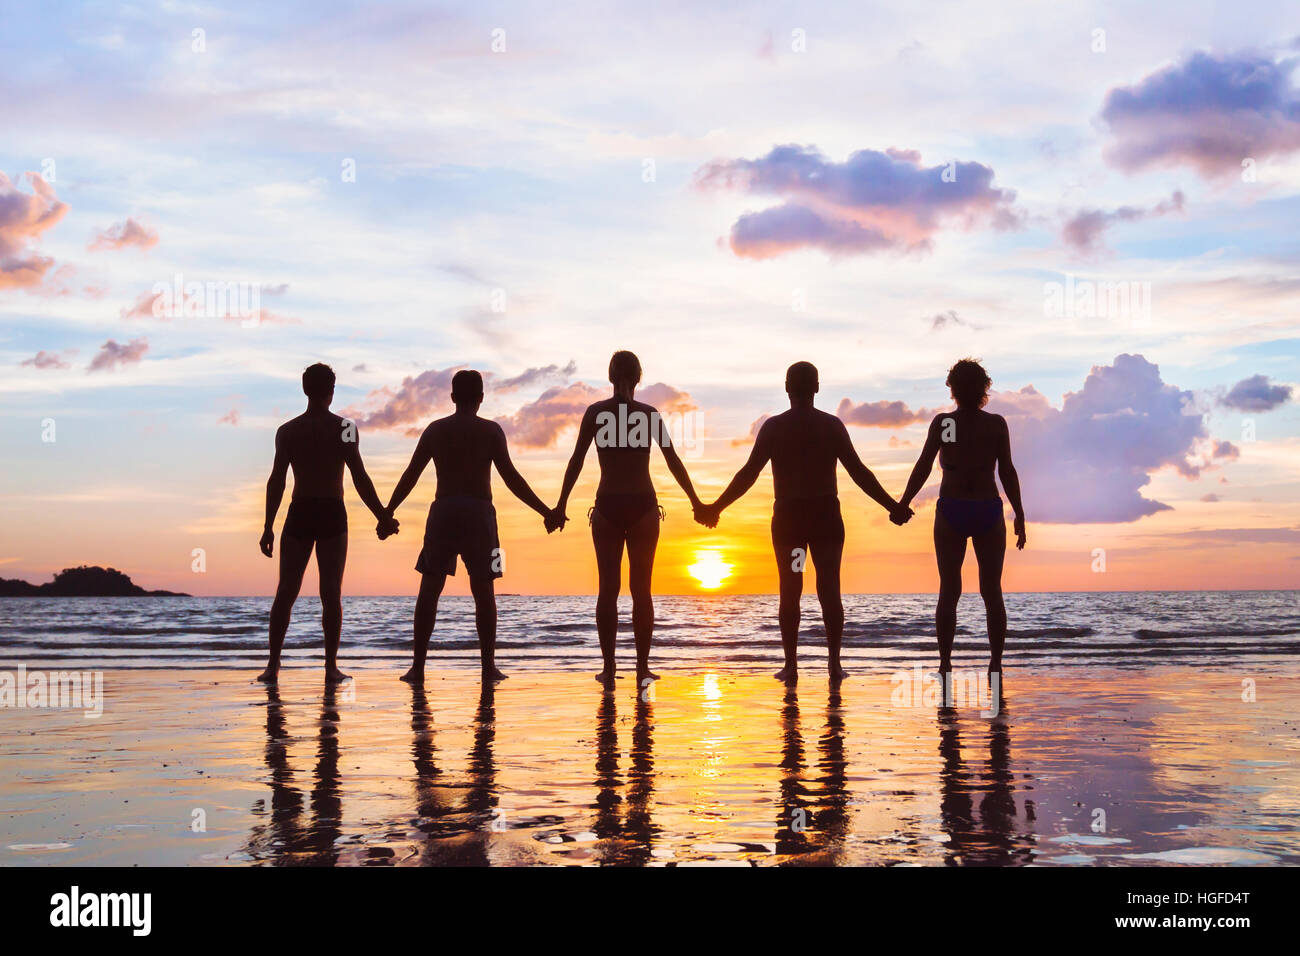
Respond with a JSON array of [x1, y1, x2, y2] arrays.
[[555, 407, 598, 521], [711, 424, 773, 514], [899, 416, 944, 509], [493, 424, 551, 519], [835, 419, 904, 515], [342, 422, 393, 524], [385, 427, 433, 515], [995, 415, 1027, 549], [655, 415, 702, 509], [260, 427, 290, 556]]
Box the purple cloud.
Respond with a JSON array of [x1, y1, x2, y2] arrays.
[[1062, 191, 1185, 254], [1100, 49, 1300, 176], [695, 145, 1019, 258], [87, 337, 148, 373], [988, 354, 1208, 523], [1221, 373, 1293, 412]]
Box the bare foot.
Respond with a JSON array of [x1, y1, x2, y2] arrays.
[[482, 665, 507, 682], [255, 667, 279, 683], [828, 662, 848, 683], [636, 668, 659, 682], [400, 667, 424, 685], [774, 665, 798, 684], [595, 667, 616, 685], [324, 666, 350, 684]]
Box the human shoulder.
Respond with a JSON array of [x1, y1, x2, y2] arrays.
[[276, 415, 308, 440]]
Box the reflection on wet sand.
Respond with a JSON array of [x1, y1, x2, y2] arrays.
[[937, 696, 1035, 865], [96, 668, 1292, 867], [410, 683, 499, 865], [245, 684, 342, 865], [773, 688, 853, 864], [592, 689, 658, 864]]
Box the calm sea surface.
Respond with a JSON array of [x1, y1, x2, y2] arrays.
[[2, 591, 1297, 673]]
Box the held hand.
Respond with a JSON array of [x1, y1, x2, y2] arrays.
[[544, 508, 568, 533], [889, 503, 914, 526], [376, 512, 400, 540], [1013, 515, 1027, 550], [694, 501, 720, 529], [259, 528, 274, 558]]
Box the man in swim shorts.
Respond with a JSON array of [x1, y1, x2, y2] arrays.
[[258, 363, 399, 684], [382, 369, 562, 683], [696, 362, 913, 683]]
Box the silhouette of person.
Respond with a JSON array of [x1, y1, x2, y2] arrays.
[[257, 363, 398, 683], [897, 359, 1026, 678], [696, 361, 911, 683], [382, 369, 560, 684], [553, 350, 703, 685]]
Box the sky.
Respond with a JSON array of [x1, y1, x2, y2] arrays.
[[2, 0, 1298, 596]]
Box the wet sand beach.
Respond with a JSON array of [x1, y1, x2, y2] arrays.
[[2, 665, 1298, 866]]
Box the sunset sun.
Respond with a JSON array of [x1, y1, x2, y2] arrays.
[[687, 549, 733, 590]]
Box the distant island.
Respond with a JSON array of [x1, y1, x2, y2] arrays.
[[0, 566, 189, 597]]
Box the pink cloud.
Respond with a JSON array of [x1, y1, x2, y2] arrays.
[[88, 218, 158, 252], [495, 382, 604, 448], [732, 413, 771, 447], [0, 172, 68, 292], [496, 380, 700, 449], [695, 145, 1019, 259], [87, 337, 148, 373], [346, 362, 578, 431], [20, 349, 73, 370], [120, 289, 169, 319], [836, 397, 931, 428]]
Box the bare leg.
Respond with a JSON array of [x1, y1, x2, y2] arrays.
[[314, 530, 349, 683], [933, 510, 967, 675], [402, 571, 445, 684], [591, 510, 624, 684], [626, 507, 661, 681], [258, 533, 314, 682], [971, 517, 1008, 673], [811, 528, 846, 683], [469, 572, 505, 681], [772, 526, 803, 683]]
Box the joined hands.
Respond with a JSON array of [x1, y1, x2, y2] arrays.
[[544, 507, 567, 534], [889, 502, 914, 526], [375, 510, 400, 540], [693, 501, 721, 528]]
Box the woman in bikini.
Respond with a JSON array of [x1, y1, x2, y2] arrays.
[[898, 359, 1026, 679], [555, 351, 703, 685]]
